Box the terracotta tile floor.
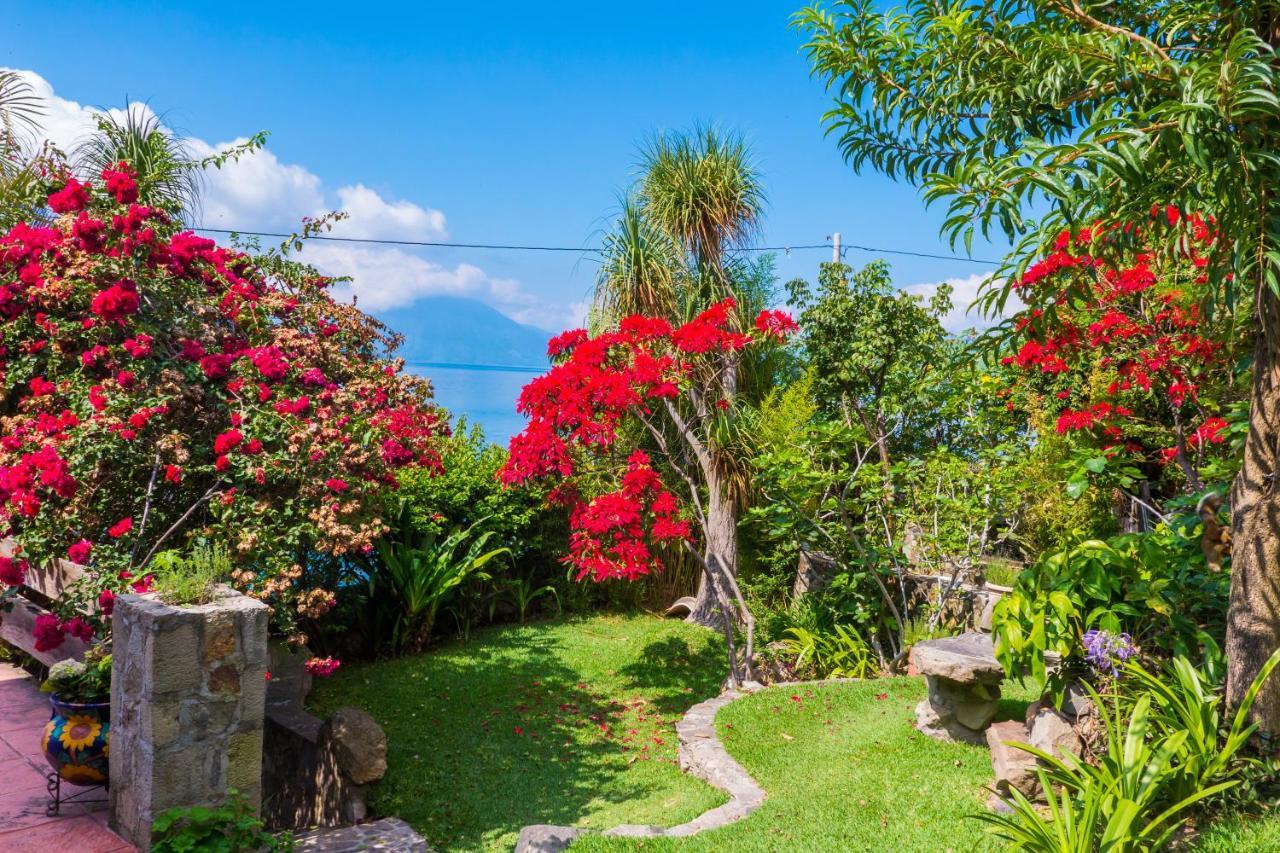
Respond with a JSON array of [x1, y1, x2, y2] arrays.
[[0, 663, 134, 851]]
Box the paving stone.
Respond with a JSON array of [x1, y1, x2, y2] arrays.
[[514, 823, 583, 852], [292, 816, 430, 851]]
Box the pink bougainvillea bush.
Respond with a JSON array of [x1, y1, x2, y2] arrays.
[[0, 164, 446, 649]]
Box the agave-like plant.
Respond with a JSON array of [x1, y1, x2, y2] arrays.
[[73, 105, 203, 220], [374, 507, 511, 653], [977, 647, 1280, 852]]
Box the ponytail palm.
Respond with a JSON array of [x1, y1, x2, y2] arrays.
[[73, 106, 202, 220], [0, 70, 45, 229]]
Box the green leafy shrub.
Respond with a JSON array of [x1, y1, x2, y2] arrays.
[[991, 515, 1227, 695], [366, 502, 511, 653], [152, 792, 290, 852], [776, 623, 876, 679]]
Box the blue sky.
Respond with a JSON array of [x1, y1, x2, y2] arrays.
[[3, 0, 1006, 335]]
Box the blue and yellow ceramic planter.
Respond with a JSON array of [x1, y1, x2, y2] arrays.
[[41, 696, 110, 787]]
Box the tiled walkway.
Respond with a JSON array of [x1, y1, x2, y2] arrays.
[[0, 663, 134, 851]]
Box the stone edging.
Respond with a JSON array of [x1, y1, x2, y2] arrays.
[[514, 679, 855, 852]]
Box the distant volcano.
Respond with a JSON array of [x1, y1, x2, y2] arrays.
[[375, 296, 550, 369]]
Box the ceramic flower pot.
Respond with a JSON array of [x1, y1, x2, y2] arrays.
[[41, 695, 110, 787]]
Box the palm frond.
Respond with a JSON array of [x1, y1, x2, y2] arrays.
[[72, 104, 203, 220]]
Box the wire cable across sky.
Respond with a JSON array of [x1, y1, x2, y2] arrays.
[[192, 227, 1001, 266]]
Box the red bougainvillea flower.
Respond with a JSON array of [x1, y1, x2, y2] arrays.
[[0, 167, 448, 649], [304, 656, 341, 677], [0, 556, 26, 586], [68, 539, 92, 564], [101, 162, 139, 204], [213, 429, 244, 455], [98, 588, 116, 616], [90, 279, 140, 324], [64, 617, 94, 643], [324, 478, 349, 493], [32, 614, 66, 652], [48, 178, 91, 214]]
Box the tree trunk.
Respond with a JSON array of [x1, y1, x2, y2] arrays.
[[685, 472, 738, 628], [1225, 305, 1280, 729]]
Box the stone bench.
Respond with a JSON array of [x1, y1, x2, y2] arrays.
[[911, 632, 1004, 745]]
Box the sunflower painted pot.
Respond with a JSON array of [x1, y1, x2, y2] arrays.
[[41, 696, 110, 787]]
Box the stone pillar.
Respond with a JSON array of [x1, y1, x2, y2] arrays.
[[110, 586, 269, 850]]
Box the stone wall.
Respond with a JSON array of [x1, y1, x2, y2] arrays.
[[260, 642, 388, 830], [110, 586, 269, 850]]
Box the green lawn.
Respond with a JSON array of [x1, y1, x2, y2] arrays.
[[307, 614, 728, 852], [572, 677, 1038, 853], [310, 614, 1273, 852]]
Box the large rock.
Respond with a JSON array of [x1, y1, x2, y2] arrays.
[[323, 706, 387, 785], [987, 721, 1041, 802], [911, 632, 1004, 684], [1028, 704, 1083, 763]]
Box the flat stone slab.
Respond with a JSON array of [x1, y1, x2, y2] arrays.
[[514, 824, 583, 852], [292, 817, 431, 851], [911, 632, 1003, 684]]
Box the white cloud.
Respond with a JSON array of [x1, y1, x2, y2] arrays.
[[7, 68, 573, 330], [903, 272, 1022, 334]]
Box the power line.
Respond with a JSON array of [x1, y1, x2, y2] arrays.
[[192, 227, 1000, 265]]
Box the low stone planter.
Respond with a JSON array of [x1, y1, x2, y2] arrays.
[[109, 585, 269, 851]]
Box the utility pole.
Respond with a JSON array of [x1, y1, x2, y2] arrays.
[[828, 232, 841, 264]]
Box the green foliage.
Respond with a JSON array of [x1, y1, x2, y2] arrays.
[[368, 502, 511, 653], [1124, 648, 1278, 806], [992, 518, 1228, 695], [152, 792, 290, 852], [777, 623, 876, 679], [495, 572, 560, 625], [594, 125, 764, 324], [978, 650, 1280, 852], [795, 1, 1280, 315], [746, 278, 1030, 663], [787, 260, 952, 439], [395, 421, 554, 566], [149, 542, 231, 606], [41, 647, 111, 704]]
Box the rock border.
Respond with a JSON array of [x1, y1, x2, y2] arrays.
[[514, 679, 855, 852]]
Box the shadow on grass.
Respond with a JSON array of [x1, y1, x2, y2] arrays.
[[308, 616, 724, 852], [616, 634, 724, 715]]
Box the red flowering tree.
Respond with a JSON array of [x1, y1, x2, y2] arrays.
[[501, 300, 797, 685], [999, 208, 1248, 515], [0, 164, 446, 650]]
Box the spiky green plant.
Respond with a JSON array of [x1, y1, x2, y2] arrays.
[[73, 105, 203, 219]]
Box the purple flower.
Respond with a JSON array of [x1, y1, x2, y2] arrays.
[[1082, 629, 1136, 676]]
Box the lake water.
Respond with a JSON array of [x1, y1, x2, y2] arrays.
[[408, 363, 540, 447]]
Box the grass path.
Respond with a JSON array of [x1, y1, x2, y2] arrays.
[[308, 614, 727, 852]]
